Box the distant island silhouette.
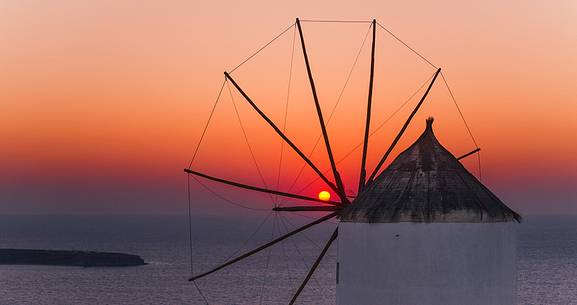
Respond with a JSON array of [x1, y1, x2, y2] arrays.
[[0, 249, 146, 267]]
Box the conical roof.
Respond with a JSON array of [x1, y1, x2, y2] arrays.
[[341, 118, 521, 223]]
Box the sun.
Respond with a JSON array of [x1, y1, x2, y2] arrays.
[[318, 190, 331, 202]]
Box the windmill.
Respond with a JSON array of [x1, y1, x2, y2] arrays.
[[185, 18, 521, 305]]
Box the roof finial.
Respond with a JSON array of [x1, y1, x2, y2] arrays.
[[426, 117, 434, 128]]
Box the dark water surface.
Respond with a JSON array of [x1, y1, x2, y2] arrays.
[[0, 215, 575, 305]]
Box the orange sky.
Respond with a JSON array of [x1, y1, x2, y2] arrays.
[[1, 0, 576, 215]]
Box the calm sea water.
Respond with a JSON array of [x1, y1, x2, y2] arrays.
[[0, 214, 576, 305]]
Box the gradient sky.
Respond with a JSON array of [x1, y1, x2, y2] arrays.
[[1, 0, 576, 216]]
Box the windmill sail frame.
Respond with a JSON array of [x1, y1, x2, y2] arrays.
[[184, 17, 492, 304]]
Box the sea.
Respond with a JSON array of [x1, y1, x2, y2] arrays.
[[0, 214, 576, 305]]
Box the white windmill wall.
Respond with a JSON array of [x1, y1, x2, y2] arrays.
[[336, 222, 517, 305]]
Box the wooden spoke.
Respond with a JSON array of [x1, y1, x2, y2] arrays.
[[457, 148, 481, 160], [224, 72, 343, 199], [272, 206, 341, 212], [295, 18, 349, 204], [288, 227, 338, 305], [185, 168, 342, 206], [188, 212, 337, 282], [358, 19, 377, 194], [367, 68, 442, 184]]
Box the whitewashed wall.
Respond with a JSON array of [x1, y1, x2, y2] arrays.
[[337, 222, 517, 305]]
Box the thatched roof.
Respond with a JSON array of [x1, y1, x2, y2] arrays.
[[341, 118, 521, 223]]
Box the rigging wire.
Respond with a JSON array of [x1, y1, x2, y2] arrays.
[[294, 72, 435, 194], [286, 22, 373, 194], [277, 214, 330, 302], [191, 280, 209, 305], [188, 79, 227, 168], [186, 181, 267, 304], [439, 71, 482, 180], [229, 23, 296, 74], [187, 176, 194, 274], [300, 19, 372, 24], [227, 81, 276, 204], [376, 21, 437, 69], [222, 212, 273, 263], [187, 175, 210, 305], [258, 214, 277, 305], [278, 213, 293, 286], [439, 71, 479, 148], [192, 175, 269, 212], [186, 79, 228, 305], [281, 215, 322, 249], [275, 25, 297, 205]]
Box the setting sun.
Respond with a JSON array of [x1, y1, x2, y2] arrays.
[[318, 191, 331, 202]]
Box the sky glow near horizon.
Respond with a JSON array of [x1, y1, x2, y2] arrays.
[[1, 0, 576, 215]]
